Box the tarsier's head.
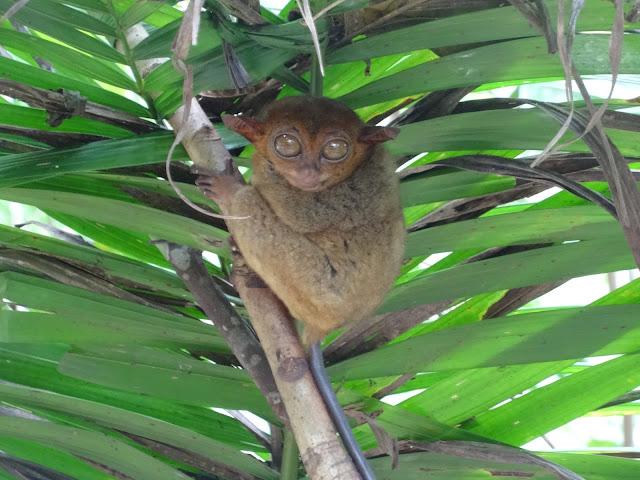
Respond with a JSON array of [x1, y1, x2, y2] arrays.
[[222, 96, 399, 192]]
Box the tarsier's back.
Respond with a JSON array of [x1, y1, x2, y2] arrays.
[[223, 96, 406, 343]]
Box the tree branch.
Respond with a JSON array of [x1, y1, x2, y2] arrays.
[[157, 242, 288, 423]]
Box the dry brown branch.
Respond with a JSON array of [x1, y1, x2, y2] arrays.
[[0, 79, 160, 134], [0, 124, 107, 147]]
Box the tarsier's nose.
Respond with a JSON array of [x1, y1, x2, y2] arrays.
[[291, 166, 323, 190]]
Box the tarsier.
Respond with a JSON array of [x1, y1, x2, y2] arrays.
[[199, 96, 405, 479], [218, 96, 405, 341]]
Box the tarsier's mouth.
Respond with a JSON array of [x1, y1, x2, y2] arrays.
[[295, 180, 325, 191]]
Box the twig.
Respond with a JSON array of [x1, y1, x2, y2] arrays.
[[296, 0, 326, 75], [0, 0, 30, 23], [0, 79, 160, 135]]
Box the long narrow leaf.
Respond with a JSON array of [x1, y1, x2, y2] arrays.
[[329, 304, 640, 379], [467, 354, 640, 446], [0, 0, 123, 62], [0, 438, 113, 480], [329, 0, 626, 63], [0, 418, 191, 480], [0, 188, 229, 254], [0, 225, 191, 298], [0, 57, 147, 116], [390, 109, 640, 157], [58, 346, 274, 419], [0, 29, 134, 89], [0, 384, 279, 480], [391, 237, 634, 308], [340, 35, 640, 108], [406, 205, 622, 257], [0, 272, 219, 336], [0, 104, 132, 138], [0, 345, 261, 452]]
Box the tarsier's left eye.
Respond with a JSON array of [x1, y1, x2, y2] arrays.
[[322, 138, 349, 162]]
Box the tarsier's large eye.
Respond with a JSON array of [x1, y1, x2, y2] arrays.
[[274, 134, 301, 157], [322, 138, 349, 162]]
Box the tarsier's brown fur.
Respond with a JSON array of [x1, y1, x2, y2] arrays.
[[219, 96, 405, 343]]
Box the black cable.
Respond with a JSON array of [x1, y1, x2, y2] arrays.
[[309, 341, 376, 480]]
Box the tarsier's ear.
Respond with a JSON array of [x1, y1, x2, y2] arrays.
[[359, 126, 401, 145], [222, 114, 265, 144]]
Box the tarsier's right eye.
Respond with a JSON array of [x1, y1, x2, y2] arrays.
[[274, 134, 301, 158]]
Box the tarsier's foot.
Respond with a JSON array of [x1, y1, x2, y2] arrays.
[[230, 252, 267, 288], [228, 235, 242, 259]]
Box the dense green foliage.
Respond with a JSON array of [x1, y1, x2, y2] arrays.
[[0, 0, 639, 478]]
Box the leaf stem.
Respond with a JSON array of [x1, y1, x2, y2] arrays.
[[279, 428, 300, 480]]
